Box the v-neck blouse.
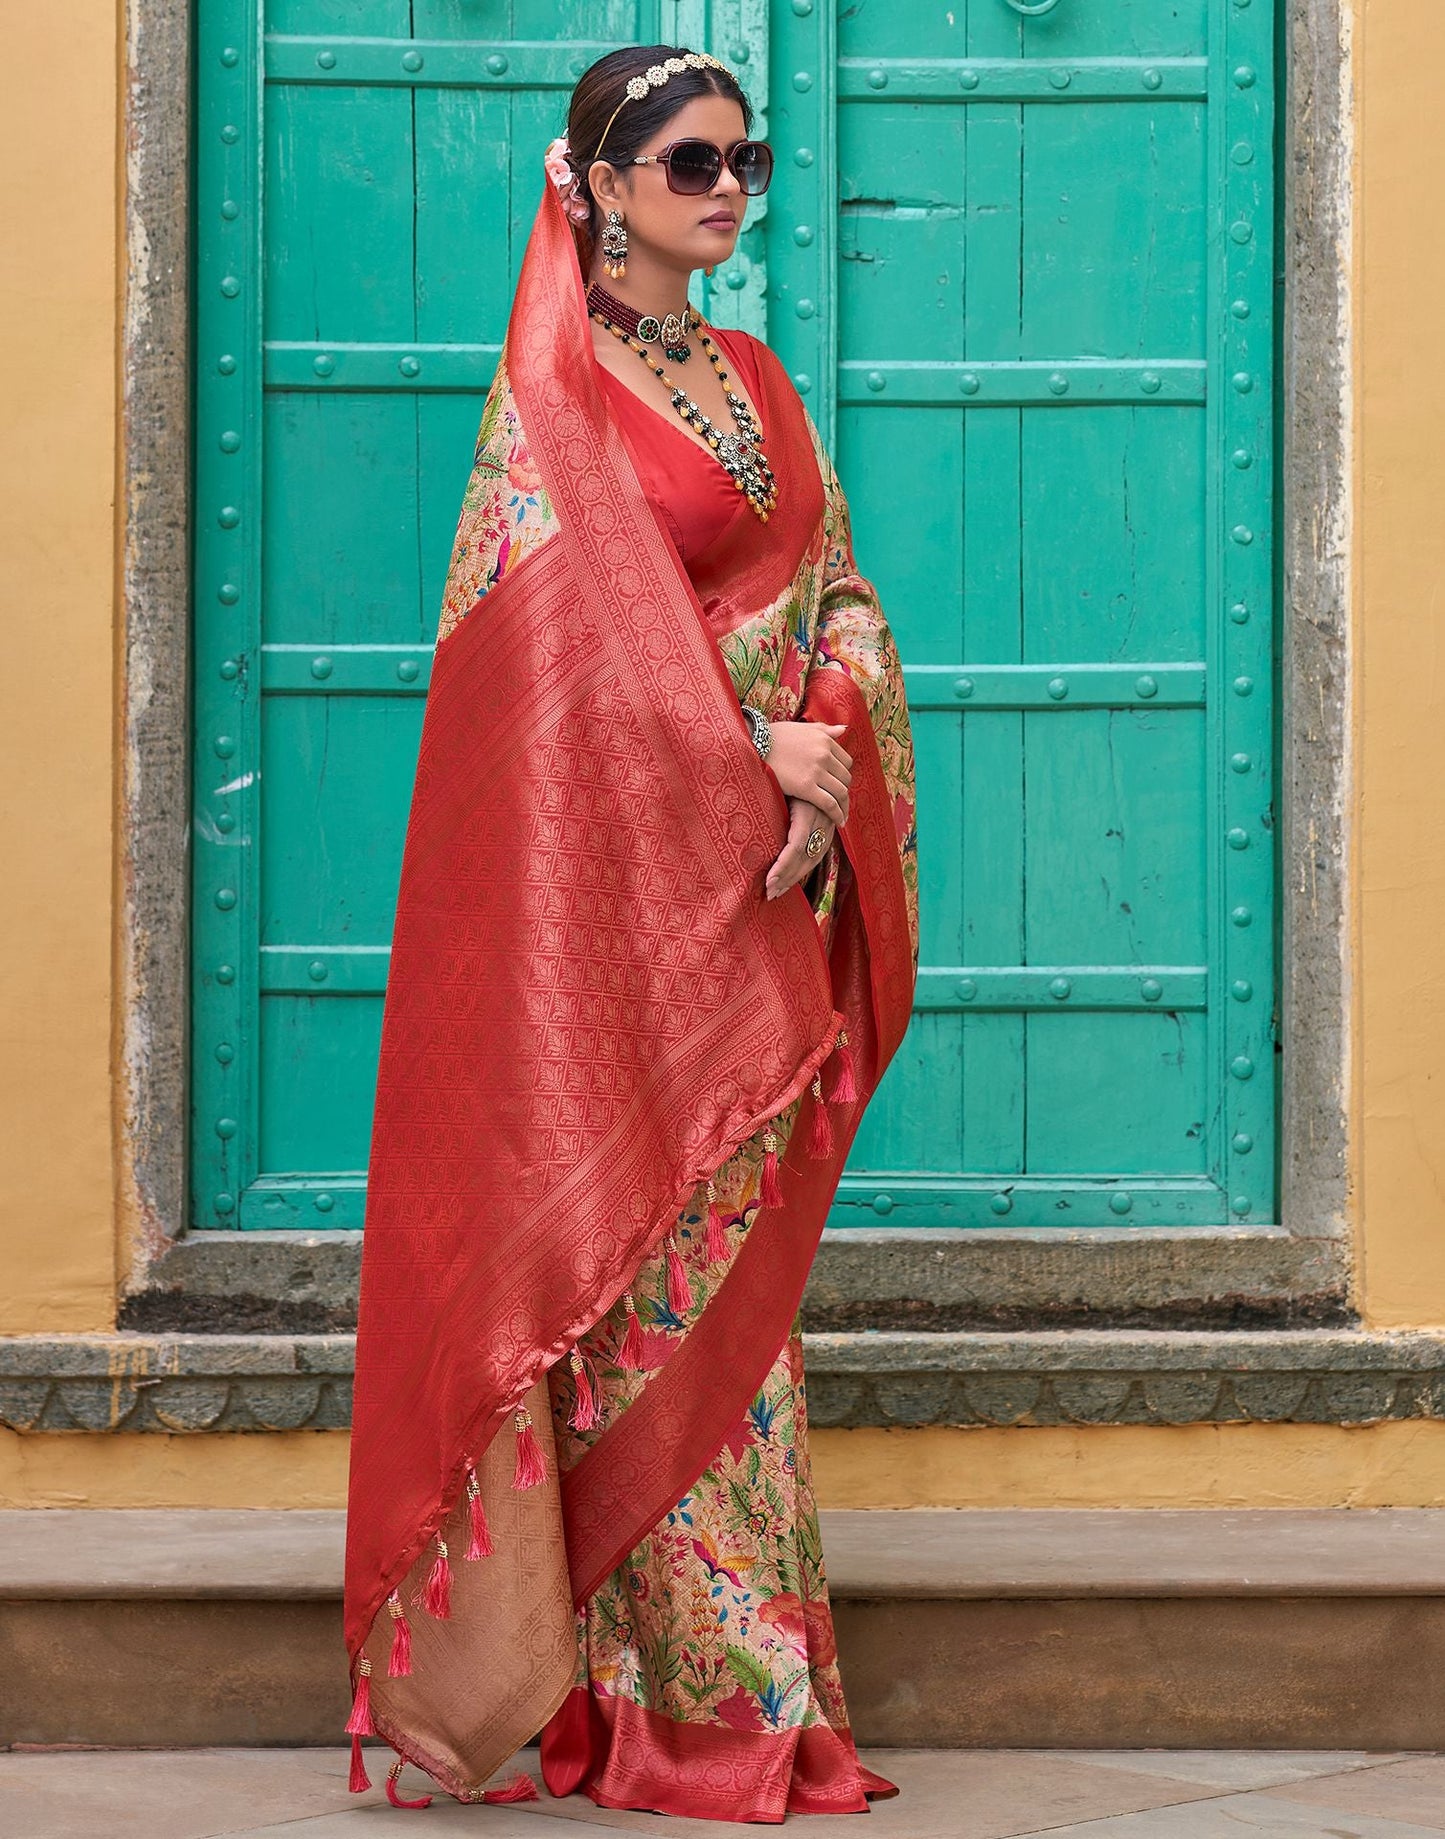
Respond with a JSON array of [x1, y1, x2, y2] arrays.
[[594, 323, 766, 567]]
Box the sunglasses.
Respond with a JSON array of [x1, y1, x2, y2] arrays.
[[628, 137, 774, 197]]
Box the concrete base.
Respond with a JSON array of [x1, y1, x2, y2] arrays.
[[4, 1509, 1445, 1751]]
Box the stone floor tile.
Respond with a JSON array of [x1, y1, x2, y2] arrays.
[[0, 1746, 353, 1839], [5, 1750, 1442, 1839], [1035, 1789, 1445, 1838], [1262, 1755, 1445, 1830], [276, 1749, 1230, 1839], [1030, 1750, 1416, 1792]]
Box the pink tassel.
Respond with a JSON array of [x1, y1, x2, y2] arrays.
[[618, 1290, 645, 1367], [704, 1178, 727, 1261], [568, 1348, 600, 1431], [666, 1228, 694, 1313], [760, 1125, 784, 1207], [826, 1027, 858, 1103], [513, 1406, 547, 1488], [464, 1467, 493, 1559], [421, 1538, 452, 1619], [808, 1071, 836, 1156], [484, 1772, 540, 1803], [387, 1591, 412, 1678], [345, 1656, 375, 1737], [386, 1761, 433, 1809], [349, 1733, 371, 1794]]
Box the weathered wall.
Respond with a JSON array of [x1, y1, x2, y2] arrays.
[[0, 7, 119, 1335], [1353, 0, 1445, 1327]]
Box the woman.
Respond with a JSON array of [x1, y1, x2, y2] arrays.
[[343, 43, 920, 1822]]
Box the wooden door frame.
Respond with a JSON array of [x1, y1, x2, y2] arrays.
[[116, 0, 1354, 1323]]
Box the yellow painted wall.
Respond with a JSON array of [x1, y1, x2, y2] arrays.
[[0, 13, 119, 1335], [5, 0, 1445, 1511], [6, 1424, 1445, 1511], [1354, 0, 1445, 1327]]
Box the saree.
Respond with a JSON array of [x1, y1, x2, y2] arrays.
[[343, 157, 920, 1819]]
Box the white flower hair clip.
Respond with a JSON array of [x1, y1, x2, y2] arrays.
[[544, 135, 593, 225]]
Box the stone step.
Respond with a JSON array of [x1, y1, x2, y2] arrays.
[[4, 1509, 1445, 1750]]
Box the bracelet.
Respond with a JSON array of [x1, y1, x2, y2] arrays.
[[740, 703, 772, 762]]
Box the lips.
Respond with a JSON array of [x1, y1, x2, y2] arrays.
[[701, 214, 737, 228]]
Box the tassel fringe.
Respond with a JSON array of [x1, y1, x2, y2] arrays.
[[665, 1228, 694, 1313], [568, 1348, 600, 1431], [618, 1290, 646, 1367], [464, 1466, 493, 1559], [704, 1177, 727, 1261], [349, 1733, 371, 1794], [826, 1026, 858, 1103], [386, 1761, 434, 1809], [345, 1656, 375, 1737], [484, 1772, 540, 1803], [387, 1591, 413, 1678], [421, 1538, 452, 1619], [808, 1071, 836, 1156], [513, 1406, 547, 1488], [760, 1126, 784, 1207]]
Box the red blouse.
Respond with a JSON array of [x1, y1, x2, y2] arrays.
[[594, 324, 765, 566]]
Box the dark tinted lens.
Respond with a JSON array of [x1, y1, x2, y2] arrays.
[[666, 140, 722, 193], [731, 141, 773, 195]]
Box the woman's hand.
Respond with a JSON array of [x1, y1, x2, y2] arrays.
[[766, 798, 836, 901], [765, 719, 852, 827]]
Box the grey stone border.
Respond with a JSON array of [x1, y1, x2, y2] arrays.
[[128, 1224, 1352, 1336], [112, 4, 1354, 1317], [5, 1328, 1443, 1434], [120, 0, 192, 1273], [1278, 0, 1353, 1259]]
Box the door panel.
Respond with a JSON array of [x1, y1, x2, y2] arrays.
[[193, 0, 1276, 1231]]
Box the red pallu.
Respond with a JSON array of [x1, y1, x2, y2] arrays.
[[344, 163, 919, 1810]]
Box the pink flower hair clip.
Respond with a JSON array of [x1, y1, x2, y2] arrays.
[[544, 135, 593, 226]]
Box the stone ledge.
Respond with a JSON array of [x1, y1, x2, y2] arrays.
[[3, 1325, 1442, 1432], [125, 1226, 1351, 1334], [6, 1507, 1445, 1600]]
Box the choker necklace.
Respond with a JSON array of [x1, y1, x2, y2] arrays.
[[585, 280, 696, 362], [588, 295, 777, 523]]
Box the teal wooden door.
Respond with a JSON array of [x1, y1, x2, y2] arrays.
[[193, 0, 1276, 1231]]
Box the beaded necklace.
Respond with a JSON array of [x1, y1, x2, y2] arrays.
[[585, 282, 778, 524]]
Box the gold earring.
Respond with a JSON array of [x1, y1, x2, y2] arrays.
[[601, 209, 628, 280], [704, 264, 716, 278]]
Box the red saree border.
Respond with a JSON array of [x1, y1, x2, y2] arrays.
[[560, 677, 904, 1606], [801, 668, 915, 1071], [541, 1686, 897, 1822]]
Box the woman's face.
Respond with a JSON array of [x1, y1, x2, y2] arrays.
[[588, 92, 751, 277]]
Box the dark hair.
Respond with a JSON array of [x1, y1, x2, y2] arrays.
[[564, 46, 754, 235]]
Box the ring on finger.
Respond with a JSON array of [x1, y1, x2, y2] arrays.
[[804, 827, 827, 859]]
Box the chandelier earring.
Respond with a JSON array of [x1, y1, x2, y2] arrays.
[[601, 209, 628, 280]]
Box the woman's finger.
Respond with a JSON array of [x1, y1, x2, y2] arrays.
[[815, 767, 851, 820], [765, 805, 835, 898]]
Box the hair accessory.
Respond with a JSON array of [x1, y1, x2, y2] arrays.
[[543, 134, 594, 225], [592, 52, 735, 162]]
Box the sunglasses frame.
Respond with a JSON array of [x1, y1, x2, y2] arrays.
[[627, 137, 774, 197]]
